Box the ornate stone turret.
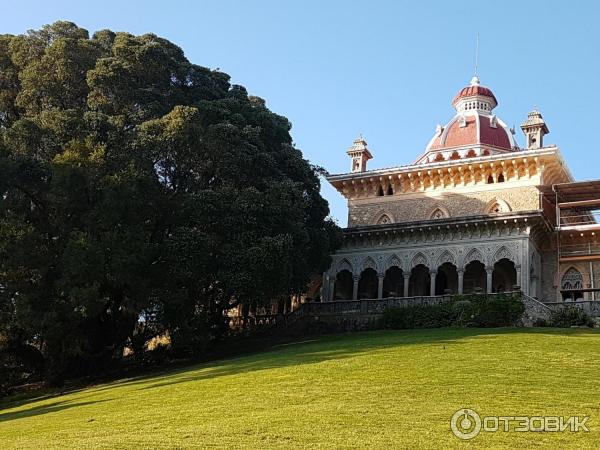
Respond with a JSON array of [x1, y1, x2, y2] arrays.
[[521, 109, 549, 149], [347, 135, 373, 173]]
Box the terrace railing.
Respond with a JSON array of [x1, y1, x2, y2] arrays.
[[299, 295, 454, 316], [230, 291, 546, 329], [543, 300, 600, 318]]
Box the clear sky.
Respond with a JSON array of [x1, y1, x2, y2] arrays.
[[1, 1, 598, 225]]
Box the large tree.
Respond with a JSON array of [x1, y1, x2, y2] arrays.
[[0, 22, 340, 385]]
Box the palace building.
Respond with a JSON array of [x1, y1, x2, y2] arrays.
[[321, 75, 600, 305]]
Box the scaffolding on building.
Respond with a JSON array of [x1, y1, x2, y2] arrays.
[[551, 180, 600, 300]]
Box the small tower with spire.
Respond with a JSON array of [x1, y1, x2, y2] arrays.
[[347, 135, 373, 173], [521, 108, 549, 149]]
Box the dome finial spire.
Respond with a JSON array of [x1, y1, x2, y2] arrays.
[[474, 32, 479, 77], [469, 33, 481, 87]]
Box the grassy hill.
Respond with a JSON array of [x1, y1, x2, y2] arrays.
[[2, 328, 600, 449]]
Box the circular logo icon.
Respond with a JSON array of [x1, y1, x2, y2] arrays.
[[451, 408, 482, 440]]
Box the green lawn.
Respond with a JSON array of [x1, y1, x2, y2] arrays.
[[2, 328, 600, 449]]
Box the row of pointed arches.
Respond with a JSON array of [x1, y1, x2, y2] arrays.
[[330, 248, 519, 301], [373, 198, 511, 225]]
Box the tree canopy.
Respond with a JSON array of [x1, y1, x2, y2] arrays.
[[0, 21, 340, 386]]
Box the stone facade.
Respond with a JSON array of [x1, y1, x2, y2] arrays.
[[322, 217, 536, 301], [348, 185, 542, 227]]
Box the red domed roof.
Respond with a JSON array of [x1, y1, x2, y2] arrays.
[[452, 85, 497, 106], [479, 115, 511, 149], [428, 114, 513, 152]]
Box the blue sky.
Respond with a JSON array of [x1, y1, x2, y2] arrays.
[[1, 1, 598, 225]]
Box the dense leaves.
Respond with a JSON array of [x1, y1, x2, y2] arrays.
[[549, 307, 594, 328], [0, 21, 340, 386], [379, 293, 525, 329]]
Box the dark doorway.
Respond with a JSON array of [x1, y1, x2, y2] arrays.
[[409, 264, 430, 296], [464, 260, 486, 293], [383, 266, 403, 298], [435, 262, 458, 295], [492, 258, 516, 292], [333, 270, 353, 300], [358, 268, 378, 299]]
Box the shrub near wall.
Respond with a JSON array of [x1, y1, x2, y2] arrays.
[[549, 307, 594, 328], [379, 293, 525, 329]]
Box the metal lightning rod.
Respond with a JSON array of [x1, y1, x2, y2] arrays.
[[474, 33, 479, 77]]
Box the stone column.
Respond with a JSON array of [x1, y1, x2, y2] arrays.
[[530, 275, 537, 298], [352, 275, 359, 301], [515, 264, 522, 290], [377, 273, 385, 299], [457, 269, 464, 294], [486, 266, 494, 293], [329, 278, 336, 301], [430, 270, 437, 296], [322, 274, 330, 301], [403, 273, 410, 297]]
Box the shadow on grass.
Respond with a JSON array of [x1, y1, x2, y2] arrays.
[[0, 398, 113, 423], [2, 327, 598, 414], [129, 327, 599, 391]]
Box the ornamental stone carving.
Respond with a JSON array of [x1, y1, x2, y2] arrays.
[[464, 248, 485, 266], [373, 210, 395, 225], [347, 187, 536, 228], [437, 250, 456, 267], [361, 256, 378, 272], [411, 252, 429, 268], [337, 258, 353, 275], [493, 246, 513, 264], [429, 205, 450, 220], [386, 254, 403, 271]]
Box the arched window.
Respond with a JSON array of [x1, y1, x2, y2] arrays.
[[485, 198, 511, 214], [386, 185, 394, 196], [561, 268, 584, 301], [487, 175, 494, 184], [376, 214, 392, 225], [430, 208, 447, 220], [497, 173, 505, 183], [377, 185, 384, 196]]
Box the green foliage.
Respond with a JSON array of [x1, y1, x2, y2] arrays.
[[379, 303, 453, 329], [380, 293, 525, 329], [550, 307, 595, 328], [0, 21, 341, 384]]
